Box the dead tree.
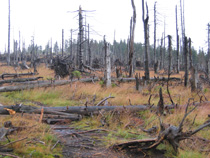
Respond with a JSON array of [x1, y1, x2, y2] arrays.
[[142, 0, 150, 80], [78, 6, 84, 70], [157, 88, 164, 115], [190, 66, 197, 92], [30, 36, 35, 68], [153, 2, 157, 73], [104, 37, 111, 87], [168, 35, 172, 75], [189, 38, 192, 68], [62, 29, 64, 56], [163, 18, 166, 69], [159, 37, 163, 70], [207, 23, 210, 76], [128, 0, 136, 77], [88, 24, 92, 66], [7, 0, 11, 65], [70, 29, 73, 57], [112, 101, 210, 155], [184, 36, 188, 87], [135, 73, 141, 91], [176, 5, 180, 73]]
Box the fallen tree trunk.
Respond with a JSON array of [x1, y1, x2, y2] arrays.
[[0, 72, 37, 79], [0, 77, 43, 85], [0, 104, 149, 115], [0, 77, 99, 92], [113, 77, 181, 82]]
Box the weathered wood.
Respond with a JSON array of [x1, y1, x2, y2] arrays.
[[0, 104, 149, 115], [114, 77, 181, 83], [0, 77, 43, 84], [0, 77, 99, 92], [184, 36, 188, 87], [0, 72, 36, 79], [142, 0, 150, 80], [176, 5, 180, 73], [128, 0, 136, 77]]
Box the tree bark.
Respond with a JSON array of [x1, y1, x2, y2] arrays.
[[78, 6, 84, 71], [106, 43, 111, 87], [184, 36, 188, 87], [176, 5, 180, 73], [154, 2, 157, 73], [0, 72, 36, 79], [0, 104, 149, 115], [0, 77, 99, 93], [142, 0, 150, 80], [168, 35, 172, 75], [128, 0, 136, 77], [7, 0, 11, 65], [0, 77, 43, 85]]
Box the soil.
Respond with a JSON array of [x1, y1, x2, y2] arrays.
[[52, 125, 166, 158]]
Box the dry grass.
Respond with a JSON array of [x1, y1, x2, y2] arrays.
[[0, 114, 62, 157], [1, 64, 210, 157]]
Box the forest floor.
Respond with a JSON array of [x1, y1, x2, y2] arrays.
[[0, 63, 210, 157]]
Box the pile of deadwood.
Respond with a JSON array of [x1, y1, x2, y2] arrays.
[[50, 55, 74, 78], [1, 99, 210, 155], [1, 69, 210, 155]]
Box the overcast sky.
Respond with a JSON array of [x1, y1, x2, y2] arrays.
[[0, 0, 209, 53]]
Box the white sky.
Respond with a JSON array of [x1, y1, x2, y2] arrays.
[[0, 0, 209, 53]]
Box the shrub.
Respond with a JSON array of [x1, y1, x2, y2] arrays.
[[72, 71, 81, 79]]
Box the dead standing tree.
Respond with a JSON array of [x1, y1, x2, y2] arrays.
[[184, 36, 188, 87], [104, 36, 111, 87], [142, 0, 150, 80], [78, 6, 84, 71], [176, 5, 180, 73], [7, 0, 11, 65], [153, 2, 157, 73], [128, 0, 136, 77], [168, 35, 172, 75]]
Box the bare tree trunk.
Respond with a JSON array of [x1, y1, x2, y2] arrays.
[[176, 5, 180, 73], [103, 36, 111, 87], [70, 29, 73, 58], [159, 37, 163, 70], [154, 2, 157, 73], [88, 24, 92, 66], [207, 23, 210, 77], [189, 38, 192, 68], [19, 31, 21, 63], [106, 43, 111, 87], [163, 18, 166, 69], [128, 0, 136, 77], [168, 35, 172, 75], [78, 6, 84, 70], [184, 36, 188, 87], [62, 29, 64, 56], [7, 0, 11, 65], [142, 0, 150, 80], [190, 66, 197, 92], [104, 36, 107, 80]]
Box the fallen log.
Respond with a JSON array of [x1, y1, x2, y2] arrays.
[[0, 104, 149, 115], [0, 77, 43, 85], [112, 77, 181, 82], [111, 100, 210, 155], [0, 72, 37, 79], [0, 77, 99, 92]]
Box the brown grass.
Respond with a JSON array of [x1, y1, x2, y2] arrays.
[[1, 63, 210, 157]]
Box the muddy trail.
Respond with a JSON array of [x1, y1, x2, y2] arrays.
[[52, 125, 165, 158]]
